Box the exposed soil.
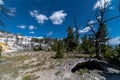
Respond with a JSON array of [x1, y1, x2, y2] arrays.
[[0, 51, 120, 80]]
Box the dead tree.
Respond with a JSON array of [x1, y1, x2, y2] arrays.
[[88, 0, 120, 59], [74, 18, 80, 51]]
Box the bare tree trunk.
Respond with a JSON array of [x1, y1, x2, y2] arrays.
[[95, 39, 101, 59], [95, 23, 104, 59]]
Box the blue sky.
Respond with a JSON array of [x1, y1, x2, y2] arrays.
[[1, 0, 120, 40]]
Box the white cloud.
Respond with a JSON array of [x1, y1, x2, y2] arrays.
[[78, 27, 91, 33], [49, 10, 67, 25], [30, 31, 35, 34], [0, 0, 4, 5], [97, 16, 101, 20], [108, 37, 120, 45], [88, 20, 97, 25], [30, 10, 48, 24], [17, 25, 26, 29], [29, 25, 36, 30], [93, 0, 111, 10], [32, 36, 44, 39], [109, 6, 114, 9], [73, 27, 76, 32], [47, 31, 53, 36]]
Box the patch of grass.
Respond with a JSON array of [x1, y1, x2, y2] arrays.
[[30, 60, 45, 68], [19, 64, 30, 70], [12, 71, 19, 78], [82, 68, 89, 74], [36, 61, 45, 66], [26, 67, 42, 74], [0, 61, 13, 73], [0, 51, 58, 80], [48, 65, 55, 69], [22, 75, 35, 80], [55, 71, 61, 75], [75, 68, 89, 75], [4, 55, 29, 62]]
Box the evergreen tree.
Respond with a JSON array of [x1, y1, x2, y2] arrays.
[[66, 26, 75, 51], [81, 35, 95, 53], [52, 39, 58, 51], [115, 44, 120, 58], [81, 35, 88, 51], [55, 40, 64, 58]]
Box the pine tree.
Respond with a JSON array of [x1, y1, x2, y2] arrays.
[[81, 34, 95, 53], [66, 26, 75, 51], [52, 39, 58, 51], [81, 35, 89, 52], [55, 40, 64, 58], [115, 44, 120, 58]]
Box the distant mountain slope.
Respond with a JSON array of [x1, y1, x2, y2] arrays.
[[109, 37, 120, 46]]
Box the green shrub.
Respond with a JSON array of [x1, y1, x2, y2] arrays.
[[22, 75, 35, 80], [52, 39, 58, 51], [103, 46, 113, 59], [104, 45, 120, 64], [55, 40, 64, 58], [75, 68, 88, 75], [81, 68, 88, 75]]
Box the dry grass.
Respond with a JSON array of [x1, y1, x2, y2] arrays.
[[0, 51, 63, 80]]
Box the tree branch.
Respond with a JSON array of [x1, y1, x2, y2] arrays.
[[105, 15, 120, 23], [95, 10, 101, 23], [88, 24, 96, 35]]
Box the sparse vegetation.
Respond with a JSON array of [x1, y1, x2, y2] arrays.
[[75, 68, 89, 75], [1, 0, 120, 80], [55, 71, 61, 75], [52, 39, 58, 51], [103, 45, 120, 65], [65, 26, 76, 52], [22, 75, 35, 80], [0, 51, 64, 80]]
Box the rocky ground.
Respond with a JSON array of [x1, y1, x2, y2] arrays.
[[0, 51, 120, 80]]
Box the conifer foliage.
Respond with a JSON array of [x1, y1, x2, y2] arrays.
[[66, 26, 76, 51], [55, 40, 64, 58]]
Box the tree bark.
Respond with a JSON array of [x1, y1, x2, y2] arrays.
[[95, 39, 101, 59], [95, 23, 104, 59]]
